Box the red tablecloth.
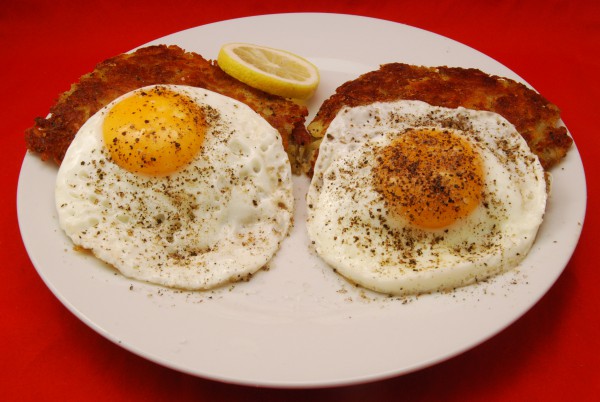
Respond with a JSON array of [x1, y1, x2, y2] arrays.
[[2, 1, 598, 400]]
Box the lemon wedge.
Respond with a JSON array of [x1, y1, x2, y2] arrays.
[[217, 43, 319, 100]]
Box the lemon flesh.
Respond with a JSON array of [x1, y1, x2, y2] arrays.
[[218, 43, 319, 100]]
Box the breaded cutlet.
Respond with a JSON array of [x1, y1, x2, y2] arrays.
[[25, 45, 312, 173], [303, 63, 572, 175]]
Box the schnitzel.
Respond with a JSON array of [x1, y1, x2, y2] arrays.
[[303, 63, 572, 175], [25, 45, 311, 173]]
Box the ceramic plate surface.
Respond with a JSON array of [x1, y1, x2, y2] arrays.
[[17, 13, 586, 388]]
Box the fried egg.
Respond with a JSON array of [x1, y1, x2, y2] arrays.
[[55, 85, 293, 290], [306, 100, 547, 295]]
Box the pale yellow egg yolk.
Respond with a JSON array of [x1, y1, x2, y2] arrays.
[[103, 87, 205, 175], [373, 128, 484, 229]]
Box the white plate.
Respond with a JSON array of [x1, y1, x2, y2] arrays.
[[17, 13, 587, 388]]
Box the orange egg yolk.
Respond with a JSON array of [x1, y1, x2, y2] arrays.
[[102, 87, 205, 175], [373, 128, 484, 229]]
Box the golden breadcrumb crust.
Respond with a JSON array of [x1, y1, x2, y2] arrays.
[[303, 63, 572, 175], [25, 45, 312, 173]]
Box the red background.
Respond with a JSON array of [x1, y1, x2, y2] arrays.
[[2, 1, 598, 400]]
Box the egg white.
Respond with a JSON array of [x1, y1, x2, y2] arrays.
[[307, 100, 547, 295], [55, 85, 293, 290]]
